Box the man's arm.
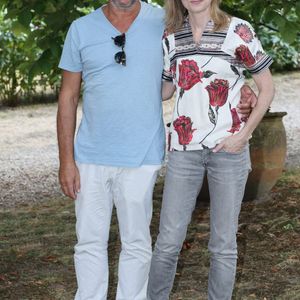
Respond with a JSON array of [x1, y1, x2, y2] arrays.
[[237, 85, 258, 119], [57, 70, 82, 200], [214, 69, 274, 153]]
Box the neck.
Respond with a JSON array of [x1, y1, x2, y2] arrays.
[[189, 10, 211, 32], [103, 0, 141, 32]]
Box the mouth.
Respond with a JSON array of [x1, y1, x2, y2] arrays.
[[190, 0, 204, 4]]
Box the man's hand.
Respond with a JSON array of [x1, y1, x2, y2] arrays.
[[237, 85, 258, 121], [59, 162, 81, 200]]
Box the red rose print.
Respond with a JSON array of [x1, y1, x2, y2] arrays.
[[178, 59, 203, 91], [228, 108, 242, 133], [235, 45, 256, 68], [234, 23, 254, 43], [255, 50, 264, 61], [173, 116, 196, 150], [205, 79, 229, 108]]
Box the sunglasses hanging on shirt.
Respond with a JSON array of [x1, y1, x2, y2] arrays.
[[112, 33, 126, 66]]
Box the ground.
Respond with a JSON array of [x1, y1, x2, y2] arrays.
[[0, 72, 300, 299], [0, 171, 299, 299]]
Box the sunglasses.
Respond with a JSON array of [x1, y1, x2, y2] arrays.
[[112, 33, 126, 66]]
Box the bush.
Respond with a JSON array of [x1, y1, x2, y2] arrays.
[[0, 0, 299, 105], [0, 9, 59, 106]]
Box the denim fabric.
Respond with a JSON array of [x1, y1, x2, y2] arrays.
[[148, 147, 251, 300]]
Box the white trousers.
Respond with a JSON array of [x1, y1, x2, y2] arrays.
[[74, 163, 161, 300]]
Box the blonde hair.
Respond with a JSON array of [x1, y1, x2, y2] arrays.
[[165, 0, 230, 33]]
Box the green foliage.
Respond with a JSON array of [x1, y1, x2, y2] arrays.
[[0, 9, 60, 105], [221, 0, 300, 71], [0, 0, 299, 104], [0, 11, 40, 105], [221, 0, 300, 45], [259, 28, 300, 71]]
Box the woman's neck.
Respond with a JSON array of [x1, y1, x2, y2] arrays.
[[188, 10, 211, 43], [189, 10, 211, 31]]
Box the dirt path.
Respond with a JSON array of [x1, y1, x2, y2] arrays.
[[0, 72, 300, 208]]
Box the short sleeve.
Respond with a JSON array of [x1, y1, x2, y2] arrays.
[[58, 21, 83, 72], [222, 18, 273, 74], [162, 36, 173, 82]]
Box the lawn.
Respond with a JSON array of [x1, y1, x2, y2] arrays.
[[0, 170, 300, 300]]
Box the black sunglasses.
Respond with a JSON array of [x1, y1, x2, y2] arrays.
[[112, 33, 126, 66]]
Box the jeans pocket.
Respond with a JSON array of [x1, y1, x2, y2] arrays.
[[220, 143, 249, 155]]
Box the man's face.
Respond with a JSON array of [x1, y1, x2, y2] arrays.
[[110, 0, 139, 9], [181, 0, 212, 15]]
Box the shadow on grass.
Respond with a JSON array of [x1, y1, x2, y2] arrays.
[[0, 170, 300, 299]]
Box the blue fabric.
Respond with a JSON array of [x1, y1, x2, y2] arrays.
[[59, 2, 165, 167]]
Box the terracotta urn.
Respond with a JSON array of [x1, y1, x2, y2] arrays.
[[197, 111, 287, 203]]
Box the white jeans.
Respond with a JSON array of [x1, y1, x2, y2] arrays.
[[74, 163, 161, 300]]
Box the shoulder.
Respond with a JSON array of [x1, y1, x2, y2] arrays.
[[229, 17, 253, 28], [142, 2, 165, 30], [227, 17, 256, 42], [72, 9, 101, 30], [143, 2, 165, 19]]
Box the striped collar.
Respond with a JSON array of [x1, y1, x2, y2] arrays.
[[183, 16, 215, 32]]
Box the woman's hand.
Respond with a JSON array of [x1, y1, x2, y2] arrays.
[[213, 134, 248, 153]]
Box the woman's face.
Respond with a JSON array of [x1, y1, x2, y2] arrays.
[[181, 0, 212, 15]]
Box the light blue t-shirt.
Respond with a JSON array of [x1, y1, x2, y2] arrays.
[[59, 2, 165, 167]]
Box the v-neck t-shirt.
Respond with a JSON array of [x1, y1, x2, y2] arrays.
[[59, 2, 165, 167], [163, 17, 273, 151]]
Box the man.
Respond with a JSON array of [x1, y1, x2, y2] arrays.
[[57, 1, 255, 299]]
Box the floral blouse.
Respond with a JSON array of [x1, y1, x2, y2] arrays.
[[163, 17, 273, 151]]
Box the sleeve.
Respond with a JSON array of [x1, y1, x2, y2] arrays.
[[223, 19, 273, 74], [58, 21, 83, 72], [162, 36, 173, 82]]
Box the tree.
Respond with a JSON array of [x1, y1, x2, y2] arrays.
[[0, 0, 299, 103]]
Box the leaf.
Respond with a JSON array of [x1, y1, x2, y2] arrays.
[[28, 49, 52, 81], [281, 22, 298, 44], [251, 0, 265, 23], [50, 43, 62, 59], [11, 21, 29, 35], [179, 88, 184, 98], [45, 2, 57, 13], [18, 62, 31, 72], [18, 10, 32, 27], [297, 2, 300, 18], [37, 37, 52, 50], [264, 10, 286, 30], [208, 105, 216, 125], [203, 70, 216, 78], [230, 65, 240, 76]]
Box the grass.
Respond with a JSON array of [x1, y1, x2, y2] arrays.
[[0, 170, 300, 300]]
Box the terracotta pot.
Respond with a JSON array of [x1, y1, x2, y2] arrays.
[[197, 111, 287, 204]]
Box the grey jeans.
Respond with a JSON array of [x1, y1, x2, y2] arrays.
[[148, 147, 251, 300]]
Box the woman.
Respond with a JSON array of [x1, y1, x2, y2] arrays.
[[148, 0, 274, 299]]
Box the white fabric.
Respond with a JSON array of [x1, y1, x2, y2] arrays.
[[74, 163, 161, 300], [162, 17, 272, 151]]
